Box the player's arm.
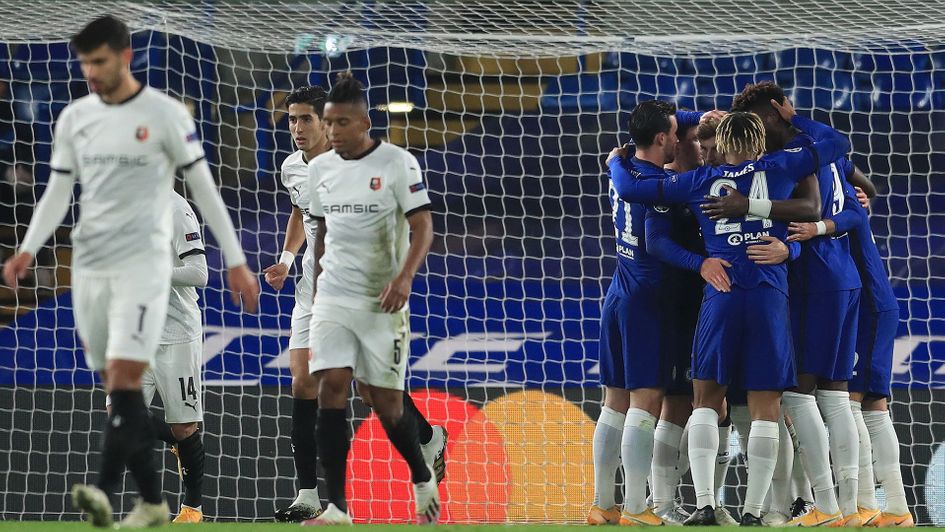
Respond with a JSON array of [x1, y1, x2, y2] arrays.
[[700, 174, 821, 222], [771, 99, 852, 179], [167, 104, 258, 311], [380, 153, 434, 313], [3, 110, 76, 287], [607, 147, 692, 205], [263, 205, 306, 291], [644, 209, 732, 292], [846, 165, 876, 199], [788, 185, 863, 242], [171, 205, 209, 288], [380, 209, 433, 313]]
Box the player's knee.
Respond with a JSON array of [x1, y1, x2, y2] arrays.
[[793, 373, 818, 394], [817, 378, 848, 391], [170, 422, 198, 441], [602, 386, 630, 413], [316, 371, 351, 407], [291, 374, 318, 400]]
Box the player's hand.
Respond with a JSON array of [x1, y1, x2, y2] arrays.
[[770, 97, 797, 122], [606, 143, 629, 165], [700, 109, 726, 123], [855, 186, 870, 210], [263, 263, 289, 291], [2, 251, 33, 288], [747, 236, 790, 265], [700, 185, 747, 220], [699, 257, 732, 293], [787, 222, 818, 242], [227, 264, 260, 313], [378, 273, 412, 313]]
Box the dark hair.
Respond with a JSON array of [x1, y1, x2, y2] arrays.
[[628, 100, 676, 147], [71, 15, 130, 54], [731, 81, 786, 115], [285, 85, 328, 118], [326, 71, 367, 106]]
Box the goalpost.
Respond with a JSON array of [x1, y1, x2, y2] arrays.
[[0, 0, 943, 524]]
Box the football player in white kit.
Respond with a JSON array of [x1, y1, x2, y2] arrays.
[[105, 191, 209, 523], [266, 85, 446, 522], [2, 16, 258, 528], [301, 73, 439, 525]]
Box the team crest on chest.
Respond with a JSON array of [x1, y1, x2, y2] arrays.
[[135, 126, 149, 142], [369, 177, 382, 191]]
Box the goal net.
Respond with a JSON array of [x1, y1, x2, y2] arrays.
[[0, 0, 943, 524]]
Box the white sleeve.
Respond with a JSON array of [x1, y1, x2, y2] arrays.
[[308, 161, 324, 219], [173, 202, 205, 259], [171, 252, 209, 288], [49, 107, 78, 174], [182, 160, 247, 268], [163, 100, 206, 169], [20, 172, 74, 255], [392, 152, 431, 216]]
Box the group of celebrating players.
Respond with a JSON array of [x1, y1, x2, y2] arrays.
[[2, 15, 446, 527], [589, 85, 913, 527], [0, 10, 918, 530]]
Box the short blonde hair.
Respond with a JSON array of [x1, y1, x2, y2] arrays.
[[716, 112, 765, 156]]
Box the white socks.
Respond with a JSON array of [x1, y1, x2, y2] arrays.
[[715, 422, 732, 505], [744, 420, 780, 518], [651, 420, 684, 513], [592, 406, 625, 509], [769, 416, 795, 517], [688, 407, 719, 509], [863, 409, 909, 515], [851, 401, 878, 510], [788, 421, 814, 503], [622, 408, 657, 514], [295, 488, 321, 508], [782, 391, 840, 515], [816, 390, 859, 516]]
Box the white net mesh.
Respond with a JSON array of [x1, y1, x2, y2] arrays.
[[0, 0, 943, 524]]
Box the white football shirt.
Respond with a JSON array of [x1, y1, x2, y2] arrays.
[[308, 140, 431, 311], [49, 86, 206, 271], [280, 149, 320, 274], [162, 192, 204, 344]]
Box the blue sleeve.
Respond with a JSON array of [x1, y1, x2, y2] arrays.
[[829, 186, 864, 233], [675, 111, 704, 131], [790, 115, 851, 167], [788, 241, 801, 262], [644, 208, 705, 273], [608, 157, 692, 205]]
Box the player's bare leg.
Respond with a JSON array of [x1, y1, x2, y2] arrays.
[[739, 390, 783, 526], [651, 395, 691, 524], [276, 348, 323, 522], [856, 393, 914, 527], [589, 386, 627, 525], [616, 387, 664, 526], [816, 379, 860, 525], [783, 374, 842, 526], [684, 379, 725, 526], [303, 367, 354, 525], [365, 384, 440, 524]]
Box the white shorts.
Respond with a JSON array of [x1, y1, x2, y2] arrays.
[[104, 337, 204, 424], [288, 255, 315, 351], [143, 338, 204, 424], [73, 261, 171, 371], [309, 303, 410, 390]]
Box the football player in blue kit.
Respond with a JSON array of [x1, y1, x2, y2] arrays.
[[607, 107, 850, 526], [788, 178, 914, 527], [590, 100, 721, 526], [703, 82, 866, 526]]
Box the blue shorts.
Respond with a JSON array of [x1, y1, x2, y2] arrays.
[[599, 286, 667, 390], [692, 285, 796, 391], [791, 289, 860, 381], [849, 308, 899, 398]]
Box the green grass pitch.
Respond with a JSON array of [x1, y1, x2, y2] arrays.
[[0, 525, 929, 531]]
